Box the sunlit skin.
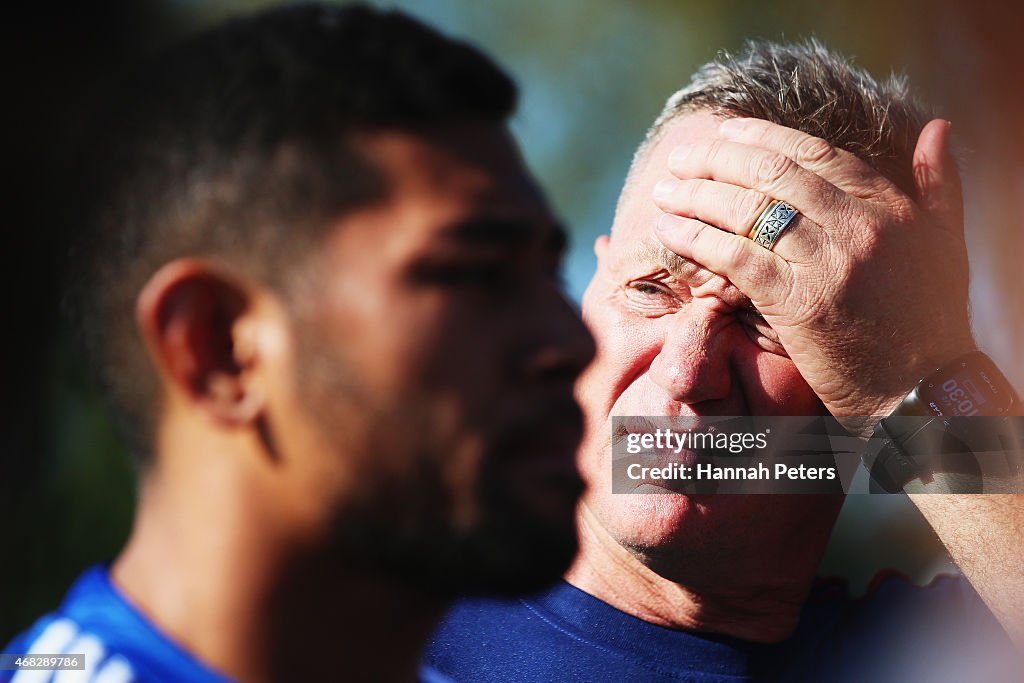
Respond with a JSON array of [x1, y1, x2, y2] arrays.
[[113, 124, 594, 683], [647, 112, 1024, 650], [567, 111, 843, 642]]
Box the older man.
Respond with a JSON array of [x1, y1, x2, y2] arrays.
[[426, 41, 1015, 681], [650, 44, 1024, 651], [1, 5, 593, 682]]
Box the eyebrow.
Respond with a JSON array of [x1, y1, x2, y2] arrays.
[[441, 217, 568, 253], [630, 241, 703, 281]]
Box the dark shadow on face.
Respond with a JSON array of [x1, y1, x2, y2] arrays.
[[279, 124, 595, 597]]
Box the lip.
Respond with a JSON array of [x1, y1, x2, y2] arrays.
[[612, 415, 723, 468]]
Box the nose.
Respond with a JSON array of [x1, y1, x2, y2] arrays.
[[523, 290, 596, 385], [648, 302, 732, 405]]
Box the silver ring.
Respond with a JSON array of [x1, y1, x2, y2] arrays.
[[747, 200, 799, 251]]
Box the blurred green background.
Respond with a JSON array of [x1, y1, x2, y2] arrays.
[[3, 0, 1021, 642]]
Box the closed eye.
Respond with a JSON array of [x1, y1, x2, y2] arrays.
[[624, 278, 683, 316], [631, 281, 671, 297], [737, 308, 788, 356]]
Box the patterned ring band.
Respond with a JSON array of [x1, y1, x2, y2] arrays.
[[747, 199, 799, 251]]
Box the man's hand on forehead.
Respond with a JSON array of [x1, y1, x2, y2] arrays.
[[651, 117, 975, 428]]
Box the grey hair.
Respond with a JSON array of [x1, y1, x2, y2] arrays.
[[635, 39, 929, 196]]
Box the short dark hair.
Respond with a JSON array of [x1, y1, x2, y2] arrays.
[[68, 3, 518, 463], [638, 39, 928, 197]]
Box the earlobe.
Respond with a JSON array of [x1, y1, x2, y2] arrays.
[[136, 259, 266, 427]]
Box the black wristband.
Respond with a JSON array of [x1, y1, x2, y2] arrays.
[[863, 351, 1019, 492]]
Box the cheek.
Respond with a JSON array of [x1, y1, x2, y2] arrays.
[[579, 302, 661, 414], [575, 310, 662, 492], [740, 352, 823, 415], [388, 294, 505, 395]]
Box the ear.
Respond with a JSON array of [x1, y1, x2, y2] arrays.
[[136, 259, 267, 427], [593, 234, 610, 262]]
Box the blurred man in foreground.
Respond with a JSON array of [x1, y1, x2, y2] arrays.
[[427, 41, 1016, 681], [1, 5, 593, 682]]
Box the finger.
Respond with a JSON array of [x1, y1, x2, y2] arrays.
[[718, 117, 897, 199], [655, 212, 788, 304], [913, 118, 964, 240], [653, 178, 773, 237], [667, 139, 852, 229]]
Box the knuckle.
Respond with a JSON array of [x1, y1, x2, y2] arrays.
[[704, 139, 724, 165], [681, 180, 701, 204], [795, 136, 836, 166], [723, 234, 749, 268], [754, 152, 797, 187], [737, 190, 769, 226], [680, 221, 701, 251]]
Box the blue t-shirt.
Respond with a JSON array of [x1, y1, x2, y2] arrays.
[[1, 566, 231, 683], [425, 574, 1017, 682], [2, 566, 451, 683]]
